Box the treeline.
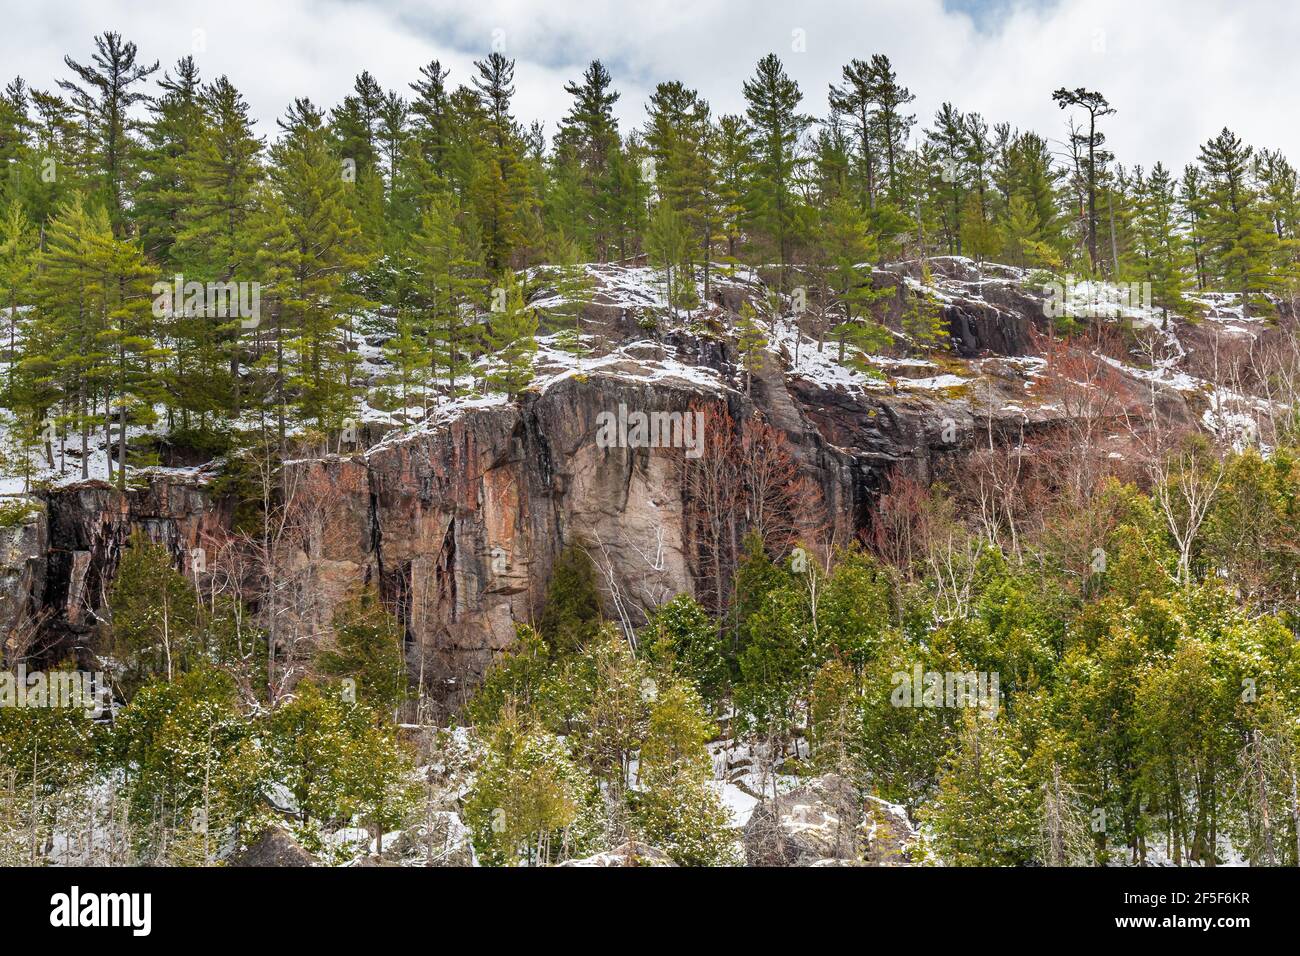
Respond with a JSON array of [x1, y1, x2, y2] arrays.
[[1, 34, 1299, 485]]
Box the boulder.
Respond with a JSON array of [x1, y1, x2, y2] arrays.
[[228, 827, 316, 867], [743, 774, 861, 866], [384, 812, 475, 866]]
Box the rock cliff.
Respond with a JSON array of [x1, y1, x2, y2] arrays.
[[0, 258, 1270, 707]]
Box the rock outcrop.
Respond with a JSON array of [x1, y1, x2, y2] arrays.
[[0, 259, 1236, 707], [0, 501, 46, 643], [743, 774, 918, 866], [229, 827, 317, 867], [744, 774, 863, 866]]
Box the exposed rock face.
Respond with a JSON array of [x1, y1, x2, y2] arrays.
[[37, 472, 227, 648], [556, 840, 678, 867], [0, 260, 1226, 707], [1, 354, 1150, 705], [0, 502, 46, 644], [283, 375, 729, 711]]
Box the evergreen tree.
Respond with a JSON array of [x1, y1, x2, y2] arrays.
[[538, 544, 603, 654], [1052, 87, 1115, 273], [267, 98, 371, 436], [57, 32, 159, 233], [921, 713, 1039, 865], [902, 260, 950, 354], [409, 191, 483, 395], [829, 58, 880, 212], [632, 680, 739, 865], [109, 530, 201, 691], [645, 197, 697, 320], [173, 75, 265, 417], [735, 301, 769, 394], [464, 706, 600, 866], [469, 53, 537, 271], [1198, 128, 1280, 309], [317, 586, 409, 718], [135, 56, 203, 268], [0, 199, 34, 403], [927, 102, 970, 255], [743, 54, 810, 292], [555, 61, 621, 259], [1130, 162, 1191, 326], [483, 271, 537, 398], [643, 594, 728, 710], [865, 54, 915, 201]]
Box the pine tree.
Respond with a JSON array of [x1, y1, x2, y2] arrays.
[[829, 58, 880, 212], [380, 306, 430, 414], [903, 260, 950, 354], [735, 301, 769, 394], [330, 71, 387, 246], [0, 200, 34, 404], [57, 32, 159, 234], [99, 219, 165, 489], [821, 196, 890, 369], [927, 102, 970, 255], [469, 53, 537, 271], [643, 593, 729, 710], [555, 61, 621, 259], [407, 60, 451, 187], [1130, 162, 1191, 327], [409, 191, 483, 395], [1052, 88, 1115, 273], [643, 82, 717, 299], [1198, 128, 1280, 310], [1001, 194, 1057, 269], [865, 54, 915, 201], [743, 54, 810, 292], [645, 198, 696, 321], [538, 240, 594, 356], [712, 114, 752, 271], [25, 195, 160, 485], [483, 271, 537, 399], [173, 76, 265, 417], [135, 56, 203, 268], [1180, 164, 1210, 292], [267, 98, 371, 436]]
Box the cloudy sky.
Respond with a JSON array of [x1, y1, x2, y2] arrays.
[[4, 0, 1295, 172]]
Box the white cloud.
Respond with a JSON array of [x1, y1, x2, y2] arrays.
[[3, 0, 1296, 171]]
